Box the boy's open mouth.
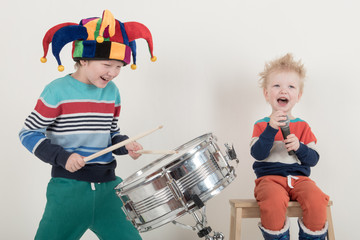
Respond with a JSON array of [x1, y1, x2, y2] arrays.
[[100, 77, 109, 82], [277, 97, 289, 106]]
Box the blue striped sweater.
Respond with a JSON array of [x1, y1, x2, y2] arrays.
[[19, 75, 129, 182]]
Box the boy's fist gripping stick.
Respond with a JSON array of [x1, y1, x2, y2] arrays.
[[84, 125, 163, 162]]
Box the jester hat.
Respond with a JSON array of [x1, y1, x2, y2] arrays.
[[41, 10, 156, 71]]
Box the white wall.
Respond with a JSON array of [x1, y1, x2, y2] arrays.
[[1, 0, 359, 239]]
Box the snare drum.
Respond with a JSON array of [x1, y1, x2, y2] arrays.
[[115, 133, 236, 232]]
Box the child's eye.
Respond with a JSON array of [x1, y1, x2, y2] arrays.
[[289, 85, 295, 89], [273, 84, 280, 88]]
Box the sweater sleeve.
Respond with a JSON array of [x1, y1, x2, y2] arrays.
[[295, 142, 319, 167], [295, 121, 319, 166], [110, 88, 129, 155], [19, 115, 72, 168], [34, 139, 72, 168], [251, 124, 279, 160], [19, 85, 71, 167], [111, 134, 129, 155]]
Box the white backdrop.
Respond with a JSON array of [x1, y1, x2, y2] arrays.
[[1, 0, 359, 239]]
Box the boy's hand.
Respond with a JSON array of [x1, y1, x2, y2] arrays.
[[269, 111, 288, 129], [65, 153, 85, 173], [284, 134, 300, 152], [126, 142, 143, 160]]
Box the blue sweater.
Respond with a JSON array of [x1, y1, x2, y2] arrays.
[[19, 75, 129, 182]]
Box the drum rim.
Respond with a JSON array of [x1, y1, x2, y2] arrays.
[[116, 133, 214, 192]]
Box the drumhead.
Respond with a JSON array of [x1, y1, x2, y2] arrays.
[[117, 133, 213, 192]]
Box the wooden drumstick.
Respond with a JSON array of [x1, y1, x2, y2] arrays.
[[84, 125, 163, 162], [135, 150, 178, 155]]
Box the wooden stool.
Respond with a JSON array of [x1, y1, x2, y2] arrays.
[[229, 199, 334, 240]]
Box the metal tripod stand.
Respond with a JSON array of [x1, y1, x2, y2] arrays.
[[172, 195, 225, 240]]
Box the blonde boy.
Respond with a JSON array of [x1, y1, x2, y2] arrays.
[[250, 53, 329, 240]]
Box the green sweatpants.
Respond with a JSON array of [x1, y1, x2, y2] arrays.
[[35, 177, 142, 240]]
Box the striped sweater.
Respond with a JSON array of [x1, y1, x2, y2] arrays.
[[19, 75, 129, 182], [250, 117, 319, 178]]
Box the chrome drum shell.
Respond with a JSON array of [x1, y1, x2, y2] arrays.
[[115, 133, 236, 232]]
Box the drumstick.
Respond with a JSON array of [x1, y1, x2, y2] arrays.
[[135, 150, 178, 155], [84, 125, 163, 162]]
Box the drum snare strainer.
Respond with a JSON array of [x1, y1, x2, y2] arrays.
[[115, 133, 238, 240]]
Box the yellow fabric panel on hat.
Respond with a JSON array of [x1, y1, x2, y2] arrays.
[[83, 19, 100, 41], [109, 42, 127, 61], [99, 10, 116, 38]]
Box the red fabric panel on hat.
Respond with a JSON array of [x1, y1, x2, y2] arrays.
[[42, 22, 78, 58], [103, 26, 110, 38], [109, 21, 124, 43], [124, 22, 151, 42], [124, 22, 154, 56]]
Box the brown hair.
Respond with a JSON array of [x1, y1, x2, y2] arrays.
[[74, 60, 81, 69]]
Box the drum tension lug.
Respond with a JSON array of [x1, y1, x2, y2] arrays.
[[192, 194, 204, 209], [224, 143, 239, 163]]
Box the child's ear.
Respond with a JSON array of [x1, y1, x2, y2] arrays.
[[79, 60, 88, 66], [297, 91, 303, 102], [263, 88, 269, 102]]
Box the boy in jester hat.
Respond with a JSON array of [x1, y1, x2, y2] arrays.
[[19, 10, 156, 239], [250, 53, 329, 240]]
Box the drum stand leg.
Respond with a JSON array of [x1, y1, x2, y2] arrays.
[[172, 195, 225, 240], [191, 207, 224, 240]]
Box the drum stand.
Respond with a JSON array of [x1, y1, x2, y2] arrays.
[[170, 142, 238, 240], [172, 195, 225, 240]]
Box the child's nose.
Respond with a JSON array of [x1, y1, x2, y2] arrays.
[[108, 68, 119, 77], [280, 87, 288, 93]]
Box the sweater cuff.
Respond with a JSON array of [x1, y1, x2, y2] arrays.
[[111, 134, 129, 155], [295, 142, 308, 158], [34, 139, 72, 168], [262, 123, 279, 139]]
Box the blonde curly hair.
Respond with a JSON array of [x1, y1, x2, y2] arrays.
[[259, 53, 306, 92]]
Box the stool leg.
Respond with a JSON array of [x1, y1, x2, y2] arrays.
[[326, 205, 335, 240], [229, 205, 236, 240], [230, 206, 243, 240]]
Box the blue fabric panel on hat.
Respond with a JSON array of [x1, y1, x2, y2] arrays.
[[52, 25, 88, 65], [118, 21, 129, 45], [82, 40, 97, 58], [129, 41, 136, 64]]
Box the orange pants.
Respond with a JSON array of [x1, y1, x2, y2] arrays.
[[254, 175, 329, 232]]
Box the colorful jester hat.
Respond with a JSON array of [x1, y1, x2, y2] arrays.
[[41, 10, 156, 71]]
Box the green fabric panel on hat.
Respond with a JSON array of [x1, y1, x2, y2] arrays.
[[94, 18, 110, 41], [73, 40, 84, 58], [94, 19, 101, 40]]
